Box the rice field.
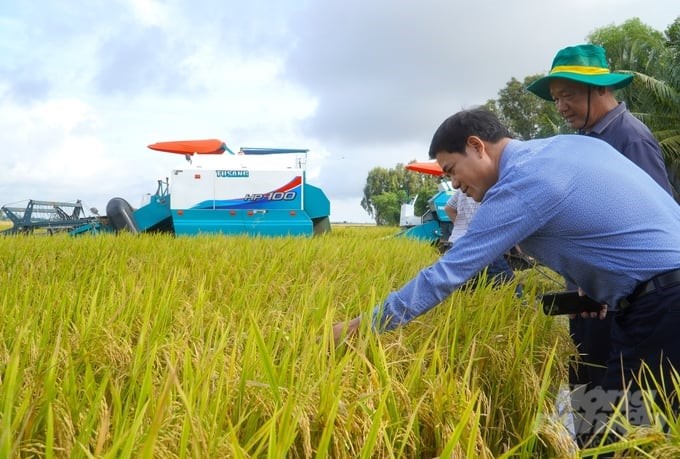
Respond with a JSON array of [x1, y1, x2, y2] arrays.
[[0, 226, 678, 458]]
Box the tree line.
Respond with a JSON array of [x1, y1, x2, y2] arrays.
[[362, 16, 680, 225]]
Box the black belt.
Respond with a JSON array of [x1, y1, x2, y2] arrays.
[[620, 268, 680, 309]]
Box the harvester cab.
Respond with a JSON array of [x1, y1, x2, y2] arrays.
[[72, 139, 331, 237]]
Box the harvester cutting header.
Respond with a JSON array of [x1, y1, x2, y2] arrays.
[[3, 139, 331, 237]]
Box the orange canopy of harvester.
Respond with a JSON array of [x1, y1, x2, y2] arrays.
[[147, 139, 226, 155], [405, 161, 444, 177]]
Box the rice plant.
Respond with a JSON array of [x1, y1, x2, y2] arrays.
[[0, 227, 676, 458]]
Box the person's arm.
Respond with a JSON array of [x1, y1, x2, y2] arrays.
[[330, 175, 543, 342], [332, 200, 456, 345], [334, 201, 457, 345], [444, 192, 459, 224], [444, 204, 457, 223], [370, 180, 545, 332]]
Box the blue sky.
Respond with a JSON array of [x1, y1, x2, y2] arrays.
[[1, 0, 677, 222]]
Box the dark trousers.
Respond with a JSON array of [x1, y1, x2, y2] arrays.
[[569, 315, 613, 390], [604, 284, 680, 391], [486, 256, 515, 285], [570, 283, 680, 446]]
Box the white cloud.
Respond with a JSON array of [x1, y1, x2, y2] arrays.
[[126, 0, 170, 26]]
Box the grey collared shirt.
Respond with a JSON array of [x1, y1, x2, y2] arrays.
[[583, 102, 673, 195]]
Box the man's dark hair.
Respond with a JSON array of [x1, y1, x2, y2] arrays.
[[428, 107, 512, 159]]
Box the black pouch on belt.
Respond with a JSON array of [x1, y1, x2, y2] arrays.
[[540, 290, 603, 316]]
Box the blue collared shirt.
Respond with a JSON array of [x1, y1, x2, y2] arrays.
[[373, 135, 680, 331]]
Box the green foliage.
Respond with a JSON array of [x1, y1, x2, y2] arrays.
[[485, 75, 567, 140], [361, 163, 441, 226], [588, 18, 667, 77], [588, 17, 669, 116], [371, 190, 407, 226]]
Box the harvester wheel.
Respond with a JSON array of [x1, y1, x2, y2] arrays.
[[312, 216, 331, 235]]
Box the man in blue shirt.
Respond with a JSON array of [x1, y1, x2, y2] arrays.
[[333, 108, 680, 429], [527, 44, 676, 403]]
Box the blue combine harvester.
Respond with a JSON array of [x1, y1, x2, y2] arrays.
[[70, 139, 331, 237], [396, 161, 454, 248], [397, 182, 454, 246]]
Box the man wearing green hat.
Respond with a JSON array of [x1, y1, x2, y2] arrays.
[[528, 44, 674, 443], [527, 44, 672, 193]]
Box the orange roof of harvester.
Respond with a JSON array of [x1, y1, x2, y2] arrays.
[[147, 139, 226, 155], [405, 161, 444, 176]]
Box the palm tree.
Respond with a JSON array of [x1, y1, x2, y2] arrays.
[[629, 71, 680, 160], [630, 70, 680, 197]]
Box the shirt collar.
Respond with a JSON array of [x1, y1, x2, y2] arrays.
[[580, 102, 627, 135]]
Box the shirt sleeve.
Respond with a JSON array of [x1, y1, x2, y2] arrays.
[[446, 193, 458, 210], [619, 138, 673, 195], [371, 181, 543, 331]]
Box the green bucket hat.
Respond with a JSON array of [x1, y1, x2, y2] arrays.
[[527, 44, 633, 101]]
